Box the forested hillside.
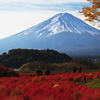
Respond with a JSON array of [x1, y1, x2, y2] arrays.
[[0, 49, 72, 68]]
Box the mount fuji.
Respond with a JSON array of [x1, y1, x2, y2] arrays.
[[0, 12, 100, 57]]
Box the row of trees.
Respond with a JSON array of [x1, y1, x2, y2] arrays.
[[0, 49, 72, 68], [19, 58, 100, 72]]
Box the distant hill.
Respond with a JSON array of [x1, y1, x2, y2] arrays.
[[0, 49, 72, 68], [0, 13, 100, 57]]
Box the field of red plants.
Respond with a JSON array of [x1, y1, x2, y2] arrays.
[[0, 71, 100, 100]]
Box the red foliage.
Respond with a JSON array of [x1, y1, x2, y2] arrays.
[[0, 65, 19, 77], [0, 71, 100, 100]]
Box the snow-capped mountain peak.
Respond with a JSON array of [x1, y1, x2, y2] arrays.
[[15, 12, 100, 38], [46, 12, 100, 35]]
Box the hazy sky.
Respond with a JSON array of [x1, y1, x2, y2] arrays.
[[0, 0, 98, 39]]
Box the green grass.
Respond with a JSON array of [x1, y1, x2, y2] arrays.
[[18, 69, 100, 73], [82, 69, 100, 72], [81, 78, 100, 89]]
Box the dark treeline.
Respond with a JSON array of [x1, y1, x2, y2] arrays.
[[0, 49, 72, 68]]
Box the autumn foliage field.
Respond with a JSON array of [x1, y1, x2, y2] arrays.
[[0, 70, 100, 100]]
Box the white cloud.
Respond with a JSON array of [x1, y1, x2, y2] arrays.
[[0, 0, 87, 4], [0, 0, 89, 13]]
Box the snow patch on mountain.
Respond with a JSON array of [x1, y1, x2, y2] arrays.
[[37, 33, 43, 38]]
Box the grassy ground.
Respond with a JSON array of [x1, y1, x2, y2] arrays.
[[18, 69, 100, 73], [80, 78, 100, 89]]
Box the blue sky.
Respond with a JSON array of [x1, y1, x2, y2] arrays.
[[0, 0, 97, 39]]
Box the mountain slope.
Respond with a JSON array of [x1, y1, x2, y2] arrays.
[[0, 12, 100, 56]]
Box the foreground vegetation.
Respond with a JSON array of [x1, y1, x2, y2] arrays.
[[0, 71, 100, 100], [0, 49, 100, 99], [0, 64, 100, 100]]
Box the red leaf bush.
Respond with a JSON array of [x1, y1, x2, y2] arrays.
[[0, 65, 19, 77], [0, 71, 100, 100]]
